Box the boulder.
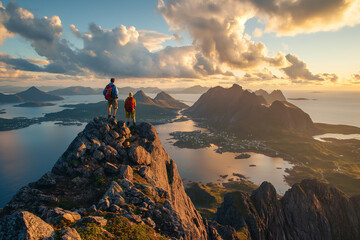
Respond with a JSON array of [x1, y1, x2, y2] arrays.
[[0, 211, 54, 240], [45, 207, 81, 224], [60, 227, 81, 240], [128, 146, 152, 165], [119, 165, 133, 180]]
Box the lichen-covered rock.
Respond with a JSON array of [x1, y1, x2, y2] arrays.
[[60, 227, 81, 240], [119, 165, 133, 180], [0, 211, 54, 240]]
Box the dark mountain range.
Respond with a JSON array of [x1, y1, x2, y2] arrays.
[[134, 90, 188, 109], [1, 118, 359, 239], [254, 89, 286, 104], [17, 87, 63, 102], [186, 84, 318, 136], [0, 93, 23, 103], [48, 86, 101, 96]]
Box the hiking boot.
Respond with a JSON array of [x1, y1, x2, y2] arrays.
[[113, 116, 116, 120], [126, 122, 130, 127], [108, 115, 112, 120]]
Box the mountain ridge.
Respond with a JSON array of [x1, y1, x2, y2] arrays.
[[186, 84, 318, 136]]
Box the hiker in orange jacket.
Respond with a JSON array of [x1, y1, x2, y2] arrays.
[[124, 92, 136, 126]]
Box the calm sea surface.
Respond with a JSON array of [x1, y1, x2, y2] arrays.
[[0, 90, 359, 207]]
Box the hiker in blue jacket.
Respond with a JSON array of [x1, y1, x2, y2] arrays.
[[103, 78, 119, 119]]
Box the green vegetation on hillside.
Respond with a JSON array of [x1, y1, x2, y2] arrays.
[[186, 180, 258, 220]]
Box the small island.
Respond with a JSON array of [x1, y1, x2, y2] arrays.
[[235, 153, 251, 159], [14, 102, 56, 107], [288, 98, 317, 101]]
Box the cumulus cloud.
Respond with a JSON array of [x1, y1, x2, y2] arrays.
[[243, 68, 278, 81], [2, 2, 63, 42], [282, 54, 339, 82], [282, 54, 322, 81], [0, 2, 15, 44], [252, 0, 360, 35], [158, 0, 287, 70], [0, 2, 232, 79], [138, 30, 173, 51]]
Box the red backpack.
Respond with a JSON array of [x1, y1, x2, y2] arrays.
[[125, 97, 135, 112], [104, 84, 113, 101]]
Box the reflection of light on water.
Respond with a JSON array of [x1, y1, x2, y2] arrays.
[[0, 122, 85, 207], [313, 133, 360, 142], [155, 118, 294, 195]]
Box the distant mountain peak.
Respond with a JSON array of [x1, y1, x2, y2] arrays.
[[17, 86, 63, 102], [187, 84, 317, 136]]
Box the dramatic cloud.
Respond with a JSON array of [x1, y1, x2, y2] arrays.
[[138, 30, 173, 51], [0, 2, 230, 79], [2, 2, 63, 42], [158, 0, 287, 70], [282, 54, 322, 81], [252, 0, 360, 35], [0, 2, 14, 44], [282, 54, 338, 82]]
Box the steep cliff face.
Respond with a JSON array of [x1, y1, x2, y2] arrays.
[[1, 117, 207, 239], [214, 179, 360, 240]]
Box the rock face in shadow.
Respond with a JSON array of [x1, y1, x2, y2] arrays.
[[214, 179, 360, 240], [1, 117, 207, 239], [187, 84, 319, 136]]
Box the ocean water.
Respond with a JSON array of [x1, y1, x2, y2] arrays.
[[284, 90, 360, 127], [0, 91, 359, 207]]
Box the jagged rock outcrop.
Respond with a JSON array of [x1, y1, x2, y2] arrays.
[[0, 117, 208, 239], [215, 179, 360, 240], [0, 211, 54, 240]]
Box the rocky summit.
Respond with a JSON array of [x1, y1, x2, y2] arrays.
[[1, 117, 360, 239]]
